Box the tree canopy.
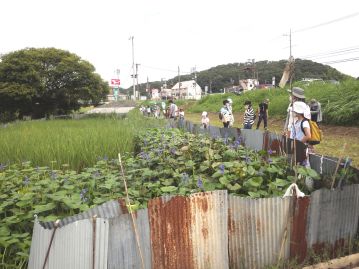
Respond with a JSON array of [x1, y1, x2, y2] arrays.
[[0, 48, 109, 120]]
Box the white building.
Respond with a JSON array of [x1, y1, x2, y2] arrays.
[[239, 79, 259, 91], [171, 80, 202, 100]]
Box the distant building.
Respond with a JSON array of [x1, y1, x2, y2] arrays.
[[239, 79, 259, 91], [171, 80, 202, 100], [151, 88, 161, 100]]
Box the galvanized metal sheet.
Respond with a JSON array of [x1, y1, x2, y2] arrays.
[[108, 209, 152, 269], [40, 199, 123, 229], [28, 218, 109, 269], [148, 190, 228, 269], [190, 191, 229, 269], [228, 196, 292, 269], [208, 126, 222, 139], [239, 129, 264, 151], [306, 184, 359, 249]]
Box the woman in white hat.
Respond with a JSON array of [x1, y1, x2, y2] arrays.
[[290, 102, 311, 143]]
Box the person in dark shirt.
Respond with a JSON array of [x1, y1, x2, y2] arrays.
[[309, 99, 322, 124], [243, 101, 255, 129], [256, 98, 269, 130]]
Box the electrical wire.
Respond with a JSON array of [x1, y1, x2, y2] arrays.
[[320, 57, 359, 64], [300, 46, 359, 60], [293, 11, 359, 33]]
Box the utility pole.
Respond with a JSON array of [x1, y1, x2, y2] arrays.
[[136, 63, 140, 99], [178, 66, 181, 99], [146, 76, 150, 99], [129, 36, 136, 100]]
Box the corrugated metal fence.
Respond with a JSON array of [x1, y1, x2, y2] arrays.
[[28, 121, 359, 269]]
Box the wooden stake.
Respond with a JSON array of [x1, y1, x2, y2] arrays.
[[330, 143, 347, 189]]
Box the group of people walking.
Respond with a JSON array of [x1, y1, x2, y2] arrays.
[[219, 98, 270, 130]]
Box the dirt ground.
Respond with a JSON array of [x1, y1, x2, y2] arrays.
[[185, 112, 359, 168]]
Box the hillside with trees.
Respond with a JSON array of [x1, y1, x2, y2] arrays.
[[129, 59, 350, 95]]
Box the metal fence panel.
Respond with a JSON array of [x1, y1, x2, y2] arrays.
[[148, 195, 194, 269], [306, 185, 359, 248], [108, 209, 152, 269], [208, 126, 222, 139], [239, 129, 264, 151], [41, 200, 123, 229], [190, 191, 229, 269], [228, 196, 292, 269], [148, 190, 229, 269], [28, 218, 109, 269]]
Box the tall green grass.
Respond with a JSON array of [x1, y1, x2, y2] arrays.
[[186, 79, 359, 126], [0, 110, 162, 170]]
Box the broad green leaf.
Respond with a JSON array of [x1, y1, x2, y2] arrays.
[[160, 186, 177, 193], [227, 183, 241, 191]]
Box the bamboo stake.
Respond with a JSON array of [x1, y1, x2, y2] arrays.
[[118, 153, 145, 269], [330, 143, 347, 189], [42, 219, 60, 269]]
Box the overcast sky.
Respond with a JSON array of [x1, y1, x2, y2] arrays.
[[1, 0, 359, 88]]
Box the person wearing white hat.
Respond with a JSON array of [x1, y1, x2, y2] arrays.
[[290, 101, 311, 143], [284, 87, 311, 136], [201, 111, 210, 129]]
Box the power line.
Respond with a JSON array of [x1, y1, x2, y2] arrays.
[[141, 64, 192, 74], [321, 57, 359, 64], [299, 46, 359, 60], [294, 11, 359, 33]]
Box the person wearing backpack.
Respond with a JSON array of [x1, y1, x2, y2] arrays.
[[290, 101, 311, 144], [219, 99, 231, 128], [168, 99, 178, 119]]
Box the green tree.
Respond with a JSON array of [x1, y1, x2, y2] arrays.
[[0, 48, 109, 119]]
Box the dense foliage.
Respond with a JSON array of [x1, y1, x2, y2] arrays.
[[2, 126, 358, 267], [0, 48, 109, 121], [129, 59, 348, 95]]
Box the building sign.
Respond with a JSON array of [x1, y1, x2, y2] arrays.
[[110, 79, 121, 86]]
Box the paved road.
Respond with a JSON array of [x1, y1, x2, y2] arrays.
[[86, 107, 135, 114]]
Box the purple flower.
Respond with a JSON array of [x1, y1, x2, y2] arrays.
[[80, 188, 88, 202], [170, 148, 176, 155], [268, 149, 273, 155], [219, 164, 225, 174], [197, 177, 204, 189], [92, 171, 101, 178], [23, 176, 30, 186], [103, 155, 108, 161], [0, 163, 7, 171], [144, 139, 148, 146], [139, 151, 150, 160], [233, 139, 241, 149], [268, 158, 273, 163], [181, 173, 189, 184], [50, 171, 57, 180]]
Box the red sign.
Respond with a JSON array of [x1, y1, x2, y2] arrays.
[[110, 79, 121, 86]]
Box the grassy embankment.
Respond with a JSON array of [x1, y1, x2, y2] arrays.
[[182, 79, 359, 168]]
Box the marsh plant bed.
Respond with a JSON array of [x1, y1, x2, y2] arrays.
[[0, 127, 357, 267], [0, 111, 161, 171]]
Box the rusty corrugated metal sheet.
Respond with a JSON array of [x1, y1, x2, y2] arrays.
[[290, 196, 311, 263], [190, 191, 229, 269], [306, 184, 359, 252], [228, 196, 292, 269], [40, 200, 123, 229], [28, 218, 109, 269], [148, 190, 228, 269], [108, 208, 152, 269]]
